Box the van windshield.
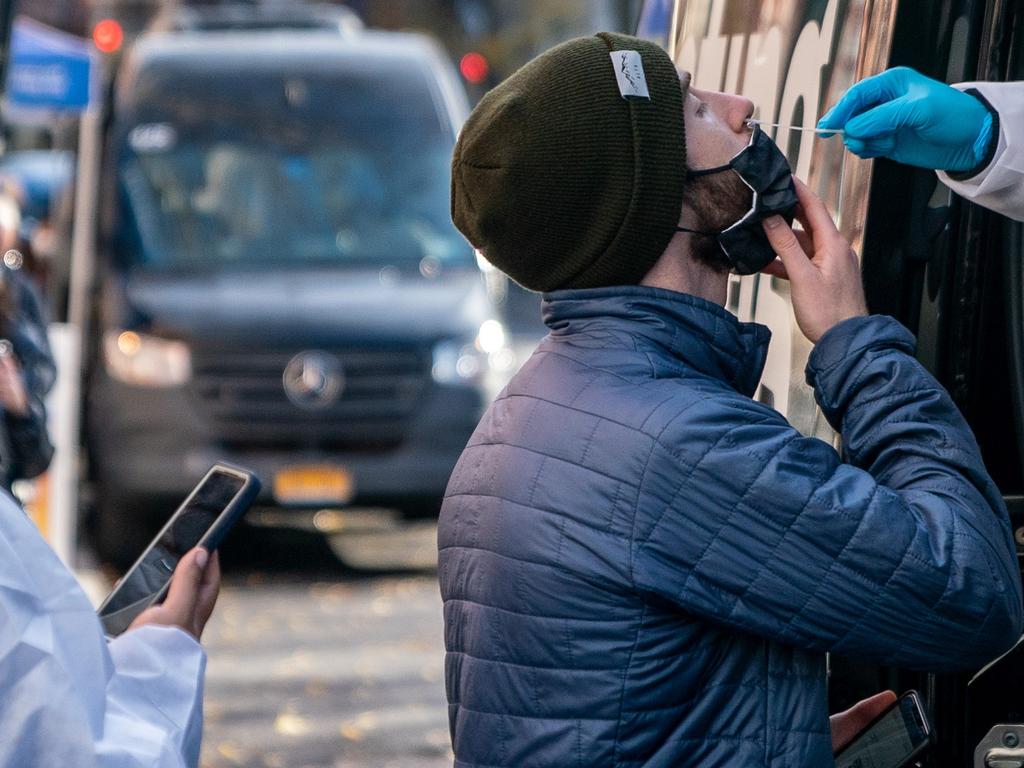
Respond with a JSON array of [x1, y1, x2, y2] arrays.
[[115, 65, 471, 272]]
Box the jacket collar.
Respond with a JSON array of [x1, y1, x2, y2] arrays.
[[542, 285, 771, 397]]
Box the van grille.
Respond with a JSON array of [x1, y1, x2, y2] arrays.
[[189, 345, 430, 451]]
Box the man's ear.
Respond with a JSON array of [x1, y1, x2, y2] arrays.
[[676, 199, 699, 231]]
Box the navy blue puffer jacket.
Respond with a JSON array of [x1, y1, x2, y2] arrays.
[[438, 286, 1023, 767]]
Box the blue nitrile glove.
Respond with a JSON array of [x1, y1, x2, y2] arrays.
[[817, 67, 994, 173]]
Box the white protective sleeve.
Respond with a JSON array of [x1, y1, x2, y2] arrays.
[[938, 81, 1024, 222], [0, 492, 206, 768]]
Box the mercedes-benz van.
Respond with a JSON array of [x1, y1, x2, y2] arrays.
[[87, 23, 513, 564]]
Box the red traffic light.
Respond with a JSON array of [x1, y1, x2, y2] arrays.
[[460, 52, 489, 85], [93, 19, 124, 54]]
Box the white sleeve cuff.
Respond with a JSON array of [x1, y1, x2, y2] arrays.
[[937, 81, 1024, 221], [100, 625, 207, 767]]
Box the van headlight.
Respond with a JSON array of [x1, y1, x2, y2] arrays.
[[103, 330, 192, 387], [432, 320, 516, 398]]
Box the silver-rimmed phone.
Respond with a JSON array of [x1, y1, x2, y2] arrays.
[[97, 463, 260, 636]]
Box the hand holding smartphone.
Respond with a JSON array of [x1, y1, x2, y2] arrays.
[[833, 690, 933, 768], [97, 463, 261, 637]]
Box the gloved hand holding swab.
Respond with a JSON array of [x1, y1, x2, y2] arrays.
[[815, 68, 993, 170]]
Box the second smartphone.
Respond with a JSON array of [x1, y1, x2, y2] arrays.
[[96, 463, 261, 636], [834, 690, 933, 768]]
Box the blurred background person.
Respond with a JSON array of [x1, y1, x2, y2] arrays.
[[0, 196, 55, 491]]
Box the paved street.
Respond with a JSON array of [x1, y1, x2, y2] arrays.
[[199, 526, 451, 768]]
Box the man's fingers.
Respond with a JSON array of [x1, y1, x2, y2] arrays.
[[760, 258, 788, 280], [793, 227, 814, 254], [161, 547, 208, 624], [761, 216, 814, 280], [761, 230, 811, 278]]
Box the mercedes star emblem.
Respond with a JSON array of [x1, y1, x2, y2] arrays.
[[283, 351, 344, 410]]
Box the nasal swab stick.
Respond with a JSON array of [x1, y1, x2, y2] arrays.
[[746, 118, 843, 135]]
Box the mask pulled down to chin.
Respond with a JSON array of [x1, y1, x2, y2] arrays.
[[676, 125, 799, 275]]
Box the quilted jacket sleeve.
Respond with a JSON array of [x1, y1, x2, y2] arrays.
[[633, 315, 1023, 672]]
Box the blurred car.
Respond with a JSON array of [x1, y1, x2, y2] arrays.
[[86, 20, 511, 565]]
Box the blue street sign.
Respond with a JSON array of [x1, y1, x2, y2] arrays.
[[7, 17, 93, 112]]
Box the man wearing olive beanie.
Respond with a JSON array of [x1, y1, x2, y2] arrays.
[[439, 32, 1022, 768], [451, 32, 687, 290]]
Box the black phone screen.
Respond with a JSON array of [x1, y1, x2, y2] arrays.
[[98, 470, 246, 636], [834, 694, 930, 768]]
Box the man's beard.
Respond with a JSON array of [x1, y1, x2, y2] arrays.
[[683, 169, 754, 273]]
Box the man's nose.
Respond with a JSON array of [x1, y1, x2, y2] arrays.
[[726, 94, 756, 133]]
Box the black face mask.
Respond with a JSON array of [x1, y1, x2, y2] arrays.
[[676, 124, 798, 275]]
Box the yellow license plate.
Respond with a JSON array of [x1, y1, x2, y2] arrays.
[[273, 466, 355, 506]]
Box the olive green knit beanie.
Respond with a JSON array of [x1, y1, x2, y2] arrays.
[[451, 32, 688, 292]]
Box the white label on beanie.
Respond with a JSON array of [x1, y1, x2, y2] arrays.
[[610, 51, 651, 100]]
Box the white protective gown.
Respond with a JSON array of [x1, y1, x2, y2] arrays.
[[0, 492, 206, 768], [939, 81, 1024, 222]]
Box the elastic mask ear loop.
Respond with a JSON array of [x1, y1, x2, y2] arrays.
[[677, 163, 733, 236], [674, 225, 719, 236], [685, 123, 758, 179], [678, 120, 759, 236], [686, 164, 730, 178]]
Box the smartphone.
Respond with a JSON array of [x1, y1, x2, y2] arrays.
[[833, 690, 933, 768], [97, 463, 261, 636]]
